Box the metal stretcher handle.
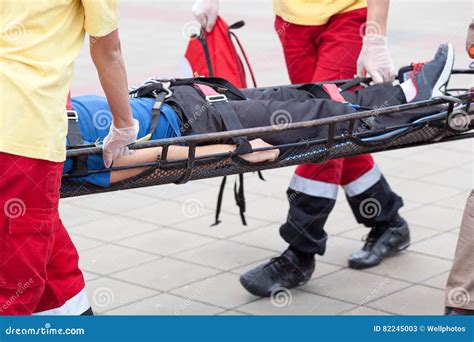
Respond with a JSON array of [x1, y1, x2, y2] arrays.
[[66, 93, 472, 159]]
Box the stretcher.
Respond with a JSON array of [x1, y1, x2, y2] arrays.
[[61, 70, 473, 199]]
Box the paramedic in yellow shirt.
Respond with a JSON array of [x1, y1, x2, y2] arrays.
[[0, 1, 137, 315]]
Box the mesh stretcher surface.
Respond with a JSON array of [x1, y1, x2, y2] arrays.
[[61, 87, 473, 198]]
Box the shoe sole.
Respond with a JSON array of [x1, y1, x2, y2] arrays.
[[431, 44, 455, 98]]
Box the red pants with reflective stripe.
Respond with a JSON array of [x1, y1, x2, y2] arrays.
[[275, 9, 376, 190], [0, 153, 87, 315]]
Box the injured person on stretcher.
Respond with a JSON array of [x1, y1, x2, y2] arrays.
[[65, 43, 455, 186]]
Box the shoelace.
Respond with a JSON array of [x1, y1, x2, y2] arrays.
[[409, 62, 425, 81], [361, 227, 386, 250]]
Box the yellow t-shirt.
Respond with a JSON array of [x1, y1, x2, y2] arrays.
[[0, 0, 118, 162], [274, 0, 367, 26]]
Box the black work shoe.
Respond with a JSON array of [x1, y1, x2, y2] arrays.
[[348, 215, 410, 270], [409, 43, 455, 102], [239, 248, 315, 297], [445, 307, 474, 316]]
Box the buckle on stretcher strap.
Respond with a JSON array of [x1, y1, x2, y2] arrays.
[[322, 84, 346, 103]]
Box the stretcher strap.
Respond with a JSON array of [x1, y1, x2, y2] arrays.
[[322, 84, 346, 103], [195, 83, 252, 226], [67, 110, 89, 175]]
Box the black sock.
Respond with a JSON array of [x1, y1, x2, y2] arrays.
[[289, 246, 315, 264]]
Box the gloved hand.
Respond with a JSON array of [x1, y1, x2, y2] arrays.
[[357, 35, 396, 84], [192, 0, 219, 32], [467, 19, 474, 58], [102, 119, 139, 168]]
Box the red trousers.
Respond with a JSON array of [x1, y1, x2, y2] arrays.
[[0, 153, 88, 315], [275, 9, 379, 198]]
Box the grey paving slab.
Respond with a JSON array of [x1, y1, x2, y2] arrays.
[[117, 228, 215, 256], [123, 199, 212, 226], [301, 269, 411, 305], [363, 252, 453, 284], [230, 225, 289, 252], [402, 205, 464, 231], [390, 180, 462, 204], [218, 310, 246, 316], [236, 290, 353, 315], [130, 181, 210, 199], [421, 272, 451, 290], [86, 277, 158, 314], [172, 212, 268, 239], [174, 241, 275, 271], [173, 180, 266, 211], [111, 258, 220, 292], [79, 244, 158, 275], [106, 293, 224, 315], [423, 167, 473, 190], [59, 202, 109, 228], [342, 306, 390, 316], [318, 237, 365, 267], [70, 216, 161, 243], [368, 285, 445, 315], [83, 272, 101, 282], [171, 273, 258, 309], [69, 234, 105, 252], [433, 190, 472, 210], [73, 191, 161, 215], [237, 197, 289, 223], [410, 233, 459, 260]]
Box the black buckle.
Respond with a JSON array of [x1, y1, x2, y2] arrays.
[[67, 110, 78, 122]]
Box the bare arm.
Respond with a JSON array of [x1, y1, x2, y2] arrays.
[[367, 0, 390, 36], [110, 139, 279, 184], [90, 30, 134, 128]]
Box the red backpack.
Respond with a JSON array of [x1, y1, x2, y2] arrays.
[[183, 16, 256, 88]]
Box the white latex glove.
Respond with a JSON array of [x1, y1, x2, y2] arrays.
[[102, 119, 139, 168], [357, 36, 396, 84], [192, 0, 219, 33]]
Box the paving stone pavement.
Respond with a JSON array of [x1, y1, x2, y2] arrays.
[[63, 0, 473, 315]]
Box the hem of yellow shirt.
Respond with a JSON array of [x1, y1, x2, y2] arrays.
[[87, 23, 119, 38], [276, 3, 367, 26], [0, 141, 66, 163]]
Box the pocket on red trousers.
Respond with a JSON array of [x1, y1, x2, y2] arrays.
[[0, 208, 59, 289]]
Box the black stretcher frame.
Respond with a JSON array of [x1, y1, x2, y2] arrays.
[[61, 70, 474, 198]]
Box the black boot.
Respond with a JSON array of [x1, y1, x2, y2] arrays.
[[239, 247, 315, 297], [348, 215, 410, 269]]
